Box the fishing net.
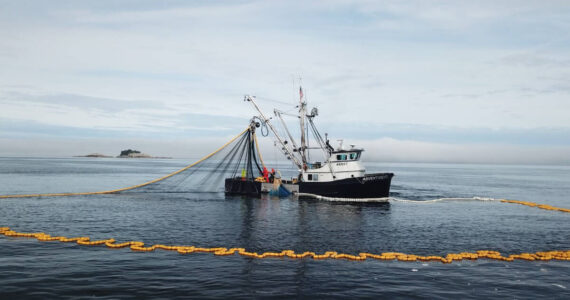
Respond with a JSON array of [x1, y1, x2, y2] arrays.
[[132, 126, 266, 194]]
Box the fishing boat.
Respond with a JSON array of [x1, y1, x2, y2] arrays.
[[225, 87, 393, 198]]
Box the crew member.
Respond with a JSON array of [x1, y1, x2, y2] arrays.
[[262, 167, 269, 182]]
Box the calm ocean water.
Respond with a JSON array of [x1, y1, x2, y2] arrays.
[[0, 157, 569, 299]]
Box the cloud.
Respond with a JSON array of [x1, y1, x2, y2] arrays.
[[500, 51, 570, 68], [318, 122, 570, 146], [1, 91, 164, 113], [1, 1, 570, 162], [357, 138, 570, 165]]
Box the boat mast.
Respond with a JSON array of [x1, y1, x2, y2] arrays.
[[299, 86, 308, 169], [274, 109, 300, 153], [244, 95, 303, 170]]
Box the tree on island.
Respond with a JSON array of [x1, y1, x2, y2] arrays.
[[119, 149, 141, 156]]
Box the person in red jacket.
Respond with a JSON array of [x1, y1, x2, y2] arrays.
[[262, 166, 269, 182]]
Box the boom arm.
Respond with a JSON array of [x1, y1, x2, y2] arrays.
[[244, 95, 303, 170]]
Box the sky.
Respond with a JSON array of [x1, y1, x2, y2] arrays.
[[0, 0, 569, 164]]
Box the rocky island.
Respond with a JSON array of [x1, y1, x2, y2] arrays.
[[74, 153, 112, 158], [117, 149, 171, 159], [75, 149, 171, 159]]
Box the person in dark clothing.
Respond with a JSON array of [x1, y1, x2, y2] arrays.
[[325, 139, 334, 154]]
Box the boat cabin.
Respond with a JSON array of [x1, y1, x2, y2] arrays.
[[302, 148, 365, 182]]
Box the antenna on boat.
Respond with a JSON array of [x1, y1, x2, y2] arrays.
[[299, 85, 308, 169]]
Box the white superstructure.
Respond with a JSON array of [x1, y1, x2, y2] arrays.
[[302, 148, 365, 182]]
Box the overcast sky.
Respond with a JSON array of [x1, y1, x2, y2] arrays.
[[1, 0, 569, 164]]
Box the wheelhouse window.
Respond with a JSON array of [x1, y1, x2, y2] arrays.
[[336, 152, 360, 160], [336, 154, 348, 161], [307, 174, 319, 181]]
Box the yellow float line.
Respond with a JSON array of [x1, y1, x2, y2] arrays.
[[0, 128, 249, 199], [253, 131, 266, 169], [500, 199, 570, 213], [1, 227, 568, 263]]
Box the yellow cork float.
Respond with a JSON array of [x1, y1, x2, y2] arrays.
[[500, 199, 570, 213], [1, 227, 568, 263]]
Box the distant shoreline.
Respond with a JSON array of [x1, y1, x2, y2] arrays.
[[74, 153, 112, 158], [74, 153, 172, 159], [1, 157, 568, 166]]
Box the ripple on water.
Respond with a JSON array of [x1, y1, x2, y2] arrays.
[[0, 158, 569, 299]]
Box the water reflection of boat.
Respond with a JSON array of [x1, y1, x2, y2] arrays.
[[225, 86, 393, 199]]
